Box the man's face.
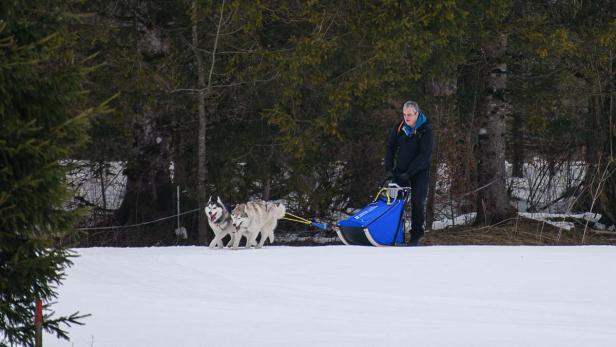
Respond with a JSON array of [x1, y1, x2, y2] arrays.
[[403, 106, 418, 127]]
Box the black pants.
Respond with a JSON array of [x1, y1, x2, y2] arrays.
[[394, 169, 429, 241]]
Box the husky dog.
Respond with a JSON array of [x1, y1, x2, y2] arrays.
[[230, 201, 286, 249], [204, 196, 237, 248]]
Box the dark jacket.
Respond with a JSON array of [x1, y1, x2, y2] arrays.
[[385, 119, 433, 178]]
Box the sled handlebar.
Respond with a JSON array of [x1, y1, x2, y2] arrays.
[[373, 183, 411, 204], [384, 182, 411, 191]]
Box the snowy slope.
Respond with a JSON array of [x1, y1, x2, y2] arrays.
[[47, 246, 616, 347]]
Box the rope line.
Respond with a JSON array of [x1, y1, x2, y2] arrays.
[[76, 207, 202, 231], [282, 212, 312, 225], [78, 209, 319, 231]]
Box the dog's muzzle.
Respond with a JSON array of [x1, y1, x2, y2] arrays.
[[209, 212, 222, 223]]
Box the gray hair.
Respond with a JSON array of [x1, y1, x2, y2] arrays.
[[402, 100, 420, 113]]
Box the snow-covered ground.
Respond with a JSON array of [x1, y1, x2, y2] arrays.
[[518, 212, 603, 231], [47, 246, 616, 347], [432, 212, 477, 230]]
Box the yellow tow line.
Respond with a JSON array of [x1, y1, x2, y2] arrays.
[[284, 189, 394, 227], [282, 212, 313, 225]]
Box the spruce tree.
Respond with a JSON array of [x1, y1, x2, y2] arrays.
[[1, 1, 95, 345]]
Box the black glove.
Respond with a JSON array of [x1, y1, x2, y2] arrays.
[[385, 171, 394, 180], [397, 172, 410, 182]]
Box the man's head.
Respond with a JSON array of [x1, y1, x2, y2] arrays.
[[402, 100, 420, 127]]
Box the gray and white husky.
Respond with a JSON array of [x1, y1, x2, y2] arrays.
[[230, 201, 286, 249], [205, 196, 238, 248]]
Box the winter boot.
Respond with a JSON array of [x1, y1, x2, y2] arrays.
[[408, 232, 423, 246]]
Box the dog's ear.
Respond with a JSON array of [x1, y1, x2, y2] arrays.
[[217, 196, 223, 205], [231, 203, 243, 214], [207, 196, 212, 204]]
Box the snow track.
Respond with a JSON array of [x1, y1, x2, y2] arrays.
[[48, 246, 616, 347]]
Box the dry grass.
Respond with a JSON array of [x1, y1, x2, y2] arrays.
[[424, 217, 616, 246]]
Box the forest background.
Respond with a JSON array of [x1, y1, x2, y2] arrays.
[[4, 0, 616, 246]]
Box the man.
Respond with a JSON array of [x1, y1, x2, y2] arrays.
[[385, 100, 433, 246]]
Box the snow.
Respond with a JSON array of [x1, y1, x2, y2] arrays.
[[519, 212, 602, 231], [432, 212, 476, 230], [505, 159, 585, 213], [46, 246, 616, 347]]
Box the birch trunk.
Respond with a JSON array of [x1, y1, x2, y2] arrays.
[[192, 0, 225, 244], [475, 33, 515, 225], [192, 0, 208, 244]]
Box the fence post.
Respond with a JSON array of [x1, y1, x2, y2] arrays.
[[35, 299, 42, 347]]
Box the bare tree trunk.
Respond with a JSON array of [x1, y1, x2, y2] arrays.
[[116, 109, 173, 226], [596, 49, 616, 226], [511, 112, 524, 178], [578, 82, 616, 227], [475, 33, 515, 225], [192, 0, 208, 245], [263, 171, 272, 201], [262, 143, 276, 201], [426, 122, 438, 231], [98, 161, 108, 211], [602, 52, 616, 225], [115, 11, 173, 228], [426, 77, 456, 230], [192, 0, 225, 245]]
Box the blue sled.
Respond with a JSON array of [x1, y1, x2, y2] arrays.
[[336, 197, 406, 246]]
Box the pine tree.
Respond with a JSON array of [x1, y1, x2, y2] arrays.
[[0, 1, 96, 345]]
